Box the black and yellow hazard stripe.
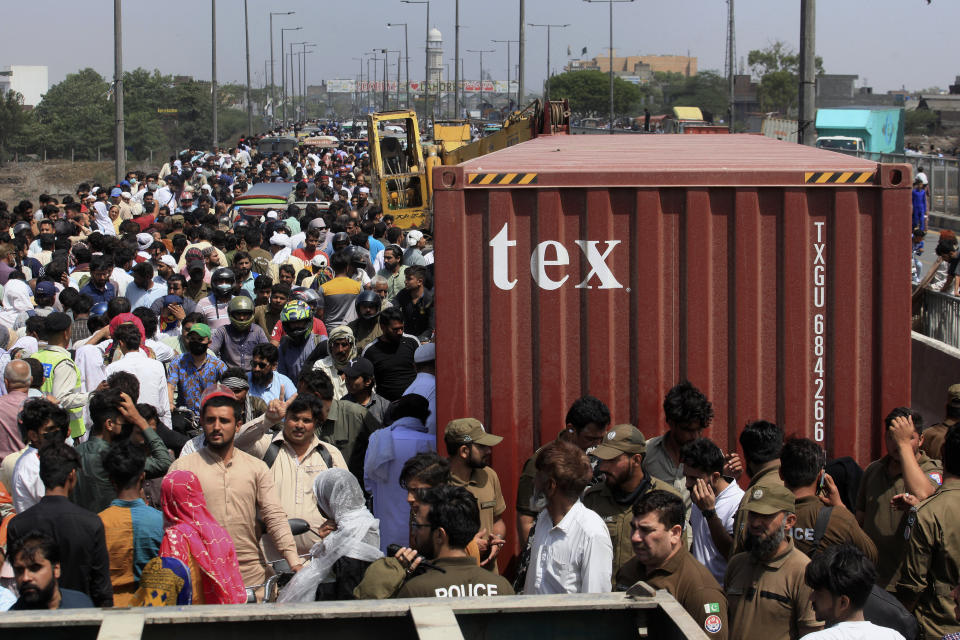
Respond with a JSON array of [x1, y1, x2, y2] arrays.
[[804, 171, 875, 184], [466, 172, 538, 185]]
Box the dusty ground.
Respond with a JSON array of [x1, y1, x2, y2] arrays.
[[0, 160, 154, 205]]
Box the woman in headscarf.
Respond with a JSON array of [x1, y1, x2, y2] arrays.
[[0, 278, 34, 330], [311, 325, 355, 400], [278, 468, 381, 602], [159, 470, 247, 604]]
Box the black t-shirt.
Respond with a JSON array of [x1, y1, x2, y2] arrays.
[[361, 335, 419, 401]]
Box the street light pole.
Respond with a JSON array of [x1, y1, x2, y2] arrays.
[[400, 0, 429, 120], [528, 23, 568, 102], [388, 23, 410, 109], [492, 39, 518, 107], [455, 0, 460, 118], [211, 0, 218, 149], [113, 0, 124, 183], [243, 0, 252, 134], [280, 26, 301, 124], [301, 44, 315, 119], [269, 11, 294, 127], [518, 0, 525, 108], [583, 0, 634, 134]]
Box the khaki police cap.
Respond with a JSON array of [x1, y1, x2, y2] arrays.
[[591, 424, 646, 460], [444, 418, 503, 447], [744, 483, 796, 515]]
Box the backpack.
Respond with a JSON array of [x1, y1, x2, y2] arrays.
[[262, 439, 333, 469]]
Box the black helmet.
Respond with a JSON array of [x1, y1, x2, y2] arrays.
[[211, 267, 236, 296], [12, 221, 30, 236], [332, 232, 350, 250], [355, 290, 381, 320]]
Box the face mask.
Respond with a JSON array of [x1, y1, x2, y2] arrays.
[[147, 183, 158, 191], [187, 341, 208, 356], [213, 283, 233, 297], [528, 488, 548, 513]]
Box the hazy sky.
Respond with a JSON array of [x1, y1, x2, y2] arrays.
[[3, 0, 956, 94]]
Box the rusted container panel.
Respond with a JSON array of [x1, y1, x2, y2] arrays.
[[433, 135, 911, 556]]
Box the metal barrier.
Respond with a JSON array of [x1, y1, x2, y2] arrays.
[[916, 287, 960, 349], [833, 150, 960, 216], [0, 589, 709, 640]]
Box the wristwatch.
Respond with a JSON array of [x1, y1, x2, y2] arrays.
[[701, 508, 717, 520]]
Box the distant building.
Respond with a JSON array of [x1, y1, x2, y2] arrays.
[[0, 65, 48, 108], [428, 26, 443, 86], [815, 74, 901, 108], [566, 52, 696, 83]]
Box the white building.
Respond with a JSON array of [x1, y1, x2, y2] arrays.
[[428, 27, 443, 86], [0, 65, 48, 107]]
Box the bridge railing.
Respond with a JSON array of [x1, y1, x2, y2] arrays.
[[915, 287, 960, 349]]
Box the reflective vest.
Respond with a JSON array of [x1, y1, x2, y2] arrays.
[[32, 348, 86, 439]]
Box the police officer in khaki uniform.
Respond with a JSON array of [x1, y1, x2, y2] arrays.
[[582, 424, 681, 581], [730, 420, 785, 556], [918, 383, 960, 461], [895, 423, 960, 639], [856, 409, 942, 589], [615, 490, 728, 640], [724, 483, 822, 640], [353, 485, 514, 599], [444, 418, 507, 572], [778, 438, 877, 564]]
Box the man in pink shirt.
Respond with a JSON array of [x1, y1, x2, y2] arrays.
[[0, 360, 31, 458]]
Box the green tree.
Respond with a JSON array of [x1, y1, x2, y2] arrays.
[[33, 68, 112, 159], [656, 70, 728, 120], [0, 91, 31, 159], [905, 109, 938, 135], [546, 70, 641, 116], [747, 41, 823, 115]]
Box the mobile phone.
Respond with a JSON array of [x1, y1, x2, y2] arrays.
[[817, 472, 826, 495]]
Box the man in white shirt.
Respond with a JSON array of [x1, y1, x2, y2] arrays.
[[802, 544, 906, 640], [523, 439, 613, 594], [10, 399, 71, 514], [682, 438, 744, 583], [104, 324, 172, 429]]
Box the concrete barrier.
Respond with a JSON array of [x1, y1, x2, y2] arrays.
[[911, 331, 960, 425]]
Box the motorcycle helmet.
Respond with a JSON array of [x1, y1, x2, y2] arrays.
[[227, 295, 255, 331], [354, 289, 381, 320], [211, 267, 236, 297]]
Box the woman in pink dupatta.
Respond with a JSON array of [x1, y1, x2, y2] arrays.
[[160, 470, 247, 604]]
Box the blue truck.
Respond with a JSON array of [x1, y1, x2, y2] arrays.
[[814, 107, 904, 154]]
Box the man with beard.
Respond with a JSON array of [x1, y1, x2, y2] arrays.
[[8, 532, 94, 609], [347, 290, 383, 352], [276, 301, 326, 382], [233, 251, 257, 296], [394, 486, 514, 598], [169, 385, 303, 593], [247, 343, 296, 405], [614, 491, 728, 639], [313, 325, 356, 400], [166, 323, 228, 419], [582, 424, 681, 581], [7, 442, 113, 606], [444, 419, 507, 572], [360, 307, 419, 402], [724, 483, 821, 640], [731, 420, 786, 555]]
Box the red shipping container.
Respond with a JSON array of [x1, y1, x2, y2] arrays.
[[433, 135, 912, 559]]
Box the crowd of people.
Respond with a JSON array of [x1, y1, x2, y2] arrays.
[[0, 126, 958, 640]]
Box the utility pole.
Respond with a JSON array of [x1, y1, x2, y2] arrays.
[[388, 23, 410, 109], [492, 39, 518, 108], [518, 0, 525, 108], [401, 0, 429, 119], [243, 0, 253, 134], [211, 0, 218, 150], [454, 0, 460, 118], [281, 26, 301, 124], [798, 0, 816, 145], [269, 11, 295, 127], [113, 0, 124, 182], [583, 0, 633, 134], [528, 23, 568, 103], [726, 0, 735, 132]]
